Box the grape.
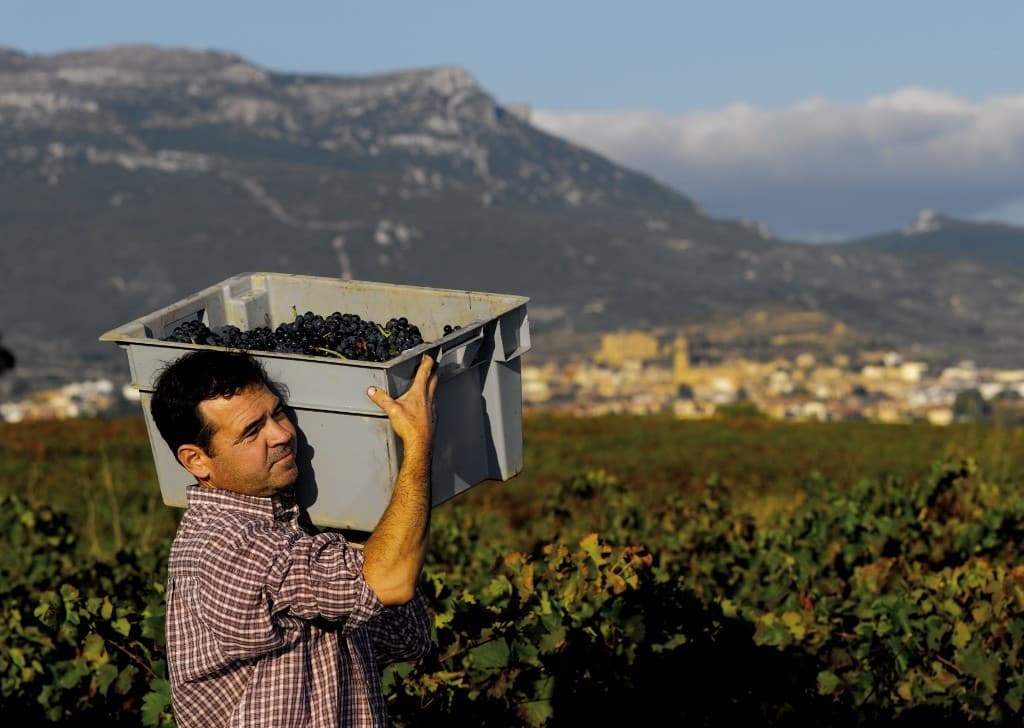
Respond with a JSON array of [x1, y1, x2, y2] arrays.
[[162, 311, 456, 363]]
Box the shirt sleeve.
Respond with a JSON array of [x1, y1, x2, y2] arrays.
[[365, 586, 433, 665], [196, 518, 384, 659]]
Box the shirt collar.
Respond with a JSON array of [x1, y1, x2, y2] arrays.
[[185, 484, 299, 524]]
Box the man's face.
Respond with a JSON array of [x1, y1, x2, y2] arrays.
[[193, 383, 298, 497]]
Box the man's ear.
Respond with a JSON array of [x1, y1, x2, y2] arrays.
[[177, 444, 211, 481]]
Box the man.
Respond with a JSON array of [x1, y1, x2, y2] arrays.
[[150, 349, 437, 727]]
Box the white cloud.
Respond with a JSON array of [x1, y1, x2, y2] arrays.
[[973, 196, 1024, 226], [532, 88, 1024, 240]]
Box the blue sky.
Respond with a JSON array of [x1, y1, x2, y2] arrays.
[[6, 1, 1020, 112], [5, 0, 1024, 239]]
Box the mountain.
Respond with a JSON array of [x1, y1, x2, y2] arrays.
[[843, 210, 1024, 268], [2, 45, 1024, 393]]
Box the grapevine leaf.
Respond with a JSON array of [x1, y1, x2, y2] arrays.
[[143, 612, 165, 642], [38, 685, 62, 721], [381, 665, 396, 694], [96, 663, 119, 695], [34, 592, 60, 628], [951, 621, 971, 650], [1006, 682, 1024, 713], [652, 632, 688, 654], [579, 533, 606, 567], [957, 643, 1001, 694], [470, 638, 510, 669], [58, 663, 89, 689], [116, 665, 139, 694], [782, 611, 807, 641], [538, 625, 566, 654], [141, 679, 172, 727], [519, 699, 554, 727], [83, 632, 107, 663], [896, 679, 913, 702], [817, 669, 841, 695]]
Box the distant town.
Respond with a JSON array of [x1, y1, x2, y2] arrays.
[[3, 319, 1023, 426], [0, 378, 135, 423], [522, 329, 1024, 425]]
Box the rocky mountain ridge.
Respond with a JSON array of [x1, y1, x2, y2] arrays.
[[842, 209, 1024, 269], [1, 45, 1023, 393]]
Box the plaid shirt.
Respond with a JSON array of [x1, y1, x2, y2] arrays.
[[166, 485, 432, 727]]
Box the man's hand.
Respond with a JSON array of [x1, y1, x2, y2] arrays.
[[366, 354, 438, 452], [362, 354, 438, 605]]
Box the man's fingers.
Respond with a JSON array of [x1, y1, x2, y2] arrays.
[[414, 354, 436, 387], [368, 355, 437, 414], [398, 354, 436, 403]]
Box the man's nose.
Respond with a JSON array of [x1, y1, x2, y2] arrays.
[[267, 416, 294, 446]]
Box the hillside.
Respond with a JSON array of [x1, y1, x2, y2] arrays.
[[843, 209, 1024, 268], [3, 45, 1024, 393]]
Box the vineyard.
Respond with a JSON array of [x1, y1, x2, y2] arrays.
[[2, 414, 1024, 725]]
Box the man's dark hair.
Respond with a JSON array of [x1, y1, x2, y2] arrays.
[[151, 350, 284, 456]]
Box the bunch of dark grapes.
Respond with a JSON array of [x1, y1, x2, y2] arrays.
[[162, 311, 457, 363]]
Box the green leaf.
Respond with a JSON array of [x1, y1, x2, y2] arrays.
[[112, 617, 132, 637], [652, 632, 688, 653], [1006, 682, 1024, 713], [719, 598, 739, 618], [781, 610, 807, 641], [579, 533, 606, 566], [381, 664, 396, 693], [538, 625, 566, 654], [96, 663, 119, 695], [896, 679, 913, 702], [116, 665, 139, 694], [57, 663, 89, 689], [83, 632, 107, 663], [141, 679, 172, 727], [951, 621, 971, 650], [520, 699, 554, 727], [143, 613, 165, 642], [957, 643, 1001, 694], [817, 670, 841, 695], [513, 638, 540, 665], [34, 592, 59, 627], [470, 638, 510, 669]]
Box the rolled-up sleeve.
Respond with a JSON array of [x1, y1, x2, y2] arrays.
[[366, 587, 433, 665], [196, 520, 384, 658]]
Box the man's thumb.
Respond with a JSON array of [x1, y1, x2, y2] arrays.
[[366, 386, 393, 410]]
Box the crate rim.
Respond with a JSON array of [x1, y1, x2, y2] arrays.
[[97, 271, 531, 368]]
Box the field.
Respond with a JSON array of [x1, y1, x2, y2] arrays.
[[2, 413, 1024, 725]]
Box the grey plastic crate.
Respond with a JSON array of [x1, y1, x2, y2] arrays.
[[99, 272, 530, 531]]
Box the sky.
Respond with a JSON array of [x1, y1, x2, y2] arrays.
[[5, 0, 1024, 241]]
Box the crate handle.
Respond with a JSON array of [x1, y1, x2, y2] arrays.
[[435, 327, 487, 380]]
